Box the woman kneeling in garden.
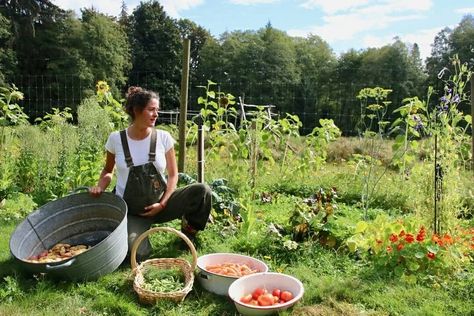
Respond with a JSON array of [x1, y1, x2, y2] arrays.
[[89, 86, 212, 259]]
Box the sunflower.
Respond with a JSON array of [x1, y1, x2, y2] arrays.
[[96, 81, 110, 94]]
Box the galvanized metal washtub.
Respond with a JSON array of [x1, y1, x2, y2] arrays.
[[9, 189, 128, 281]]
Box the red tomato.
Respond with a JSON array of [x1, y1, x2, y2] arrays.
[[240, 294, 252, 304], [252, 287, 266, 300], [272, 288, 281, 298], [280, 290, 293, 302], [257, 293, 275, 306]]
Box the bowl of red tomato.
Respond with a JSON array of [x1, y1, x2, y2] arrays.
[[228, 272, 304, 316]]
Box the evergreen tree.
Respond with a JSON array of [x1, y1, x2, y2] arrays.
[[0, 11, 16, 84], [80, 8, 131, 94], [129, 1, 181, 109]]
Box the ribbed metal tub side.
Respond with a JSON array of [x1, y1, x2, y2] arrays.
[[9, 192, 128, 280]]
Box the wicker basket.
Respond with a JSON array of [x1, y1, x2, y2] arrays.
[[130, 226, 197, 304]]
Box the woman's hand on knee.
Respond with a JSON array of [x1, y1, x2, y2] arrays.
[[141, 203, 165, 217]]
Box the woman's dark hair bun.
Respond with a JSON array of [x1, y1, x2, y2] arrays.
[[124, 86, 159, 120], [127, 86, 143, 97]]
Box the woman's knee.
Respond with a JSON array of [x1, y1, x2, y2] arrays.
[[189, 183, 212, 197]]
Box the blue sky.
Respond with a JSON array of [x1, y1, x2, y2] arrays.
[[53, 0, 474, 61]]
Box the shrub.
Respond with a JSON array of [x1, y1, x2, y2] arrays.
[[0, 192, 37, 223], [347, 214, 474, 281]]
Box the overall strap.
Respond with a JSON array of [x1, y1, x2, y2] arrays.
[[148, 128, 157, 162], [120, 130, 134, 167]]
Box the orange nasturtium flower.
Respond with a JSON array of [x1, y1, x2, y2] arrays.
[[389, 234, 399, 243], [416, 226, 426, 242], [386, 246, 393, 252], [399, 230, 406, 237], [397, 243, 404, 251], [427, 252, 436, 260], [416, 233, 425, 242], [405, 234, 415, 244], [432, 234, 444, 247], [442, 234, 453, 245]]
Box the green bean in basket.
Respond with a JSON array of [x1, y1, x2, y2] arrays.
[[142, 265, 185, 293]]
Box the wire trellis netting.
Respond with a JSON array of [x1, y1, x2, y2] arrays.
[[10, 72, 421, 136]]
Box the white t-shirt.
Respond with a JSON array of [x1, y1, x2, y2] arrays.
[[105, 128, 175, 198]]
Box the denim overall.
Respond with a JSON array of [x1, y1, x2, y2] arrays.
[[120, 129, 166, 256], [120, 129, 213, 259], [120, 129, 167, 215]]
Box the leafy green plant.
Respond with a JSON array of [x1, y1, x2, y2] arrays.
[[72, 97, 114, 190], [0, 85, 29, 197], [391, 95, 429, 173], [426, 55, 472, 231], [0, 192, 37, 223], [354, 87, 393, 214], [0, 276, 23, 303], [289, 187, 344, 247], [13, 122, 81, 203], [0, 84, 29, 133], [347, 214, 474, 281], [297, 118, 341, 175], [178, 173, 242, 224], [34, 107, 73, 131], [95, 80, 128, 130], [196, 80, 237, 131]]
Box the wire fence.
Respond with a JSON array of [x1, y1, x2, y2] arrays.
[[9, 72, 466, 135]]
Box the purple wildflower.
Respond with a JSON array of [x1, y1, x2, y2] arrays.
[[452, 94, 460, 104], [436, 104, 449, 113], [413, 115, 424, 131]]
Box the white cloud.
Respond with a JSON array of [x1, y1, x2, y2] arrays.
[[300, 0, 370, 13], [290, 0, 432, 44], [454, 7, 474, 15], [160, 0, 204, 18], [300, 0, 432, 14], [289, 0, 437, 62], [52, 0, 204, 18], [229, 0, 278, 5], [288, 11, 422, 42]]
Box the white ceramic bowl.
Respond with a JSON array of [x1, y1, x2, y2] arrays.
[[196, 253, 269, 296], [228, 272, 304, 316]]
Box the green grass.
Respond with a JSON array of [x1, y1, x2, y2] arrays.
[[1, 161, 473, 315], [2, 211, 473, 315]]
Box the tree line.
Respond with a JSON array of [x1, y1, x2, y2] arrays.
[[0, 0, 473, 134]]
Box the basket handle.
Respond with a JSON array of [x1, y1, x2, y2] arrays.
[[130, 226, 198, 271]]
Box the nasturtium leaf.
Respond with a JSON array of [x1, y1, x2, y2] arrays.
[[346, 239, 357, 252], [427, 245, 439, 254], [408, 261, 420, 272], [354, 221, 368, 234]]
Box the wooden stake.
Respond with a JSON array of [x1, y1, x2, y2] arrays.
[[471, 75, 474, 172], [178, 38, 190, 173], [197, 115, 205, 183]]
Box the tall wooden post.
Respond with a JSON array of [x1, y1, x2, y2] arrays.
[[471, 75, 474, 172], [250, 121, 258, 198], [197, 115, 205, 183], [178, 38, 191, 172]]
